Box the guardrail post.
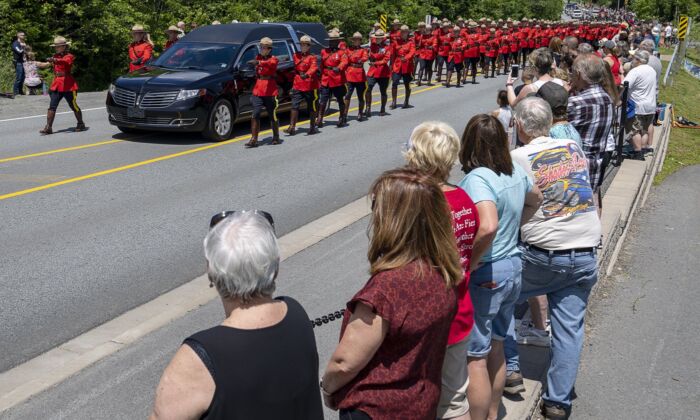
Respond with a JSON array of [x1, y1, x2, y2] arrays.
[[616, 81, 629, 166]]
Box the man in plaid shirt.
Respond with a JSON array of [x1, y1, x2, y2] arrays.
[[567, 54, 614, 207]]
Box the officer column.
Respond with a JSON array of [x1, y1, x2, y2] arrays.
[[245, 37, 280, 148], [286, 35, 319, 136]]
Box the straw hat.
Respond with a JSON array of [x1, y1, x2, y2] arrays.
[[131, 24, 147, 33], [326, 29, 342, 40], [259, 37, 273, 47], [165, 25, 179, 33], [371, 29, 386, 39], [352, 32, 362, 39], [300, 35, 311, 44], [50, 36, 71, 47]]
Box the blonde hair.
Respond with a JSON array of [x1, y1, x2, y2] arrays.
[[551, 67, 569, 82], [368, 168, 463, 288], [404, 121, 460, 182]]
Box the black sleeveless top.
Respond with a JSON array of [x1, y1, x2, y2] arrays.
[[184, 297, 323, 420]]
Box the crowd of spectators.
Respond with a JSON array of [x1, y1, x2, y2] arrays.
[[137, 15, 663, 420]]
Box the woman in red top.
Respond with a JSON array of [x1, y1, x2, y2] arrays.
[[602, 40, 622, 86], [128, 25, 153, 72], [39, 36, 85, 135], [365, 30, 391, 118], [322, 168, 462, 420], [245, 37, 280, 148], [405, 122, 479, 420], [344, 33, 369, 122]]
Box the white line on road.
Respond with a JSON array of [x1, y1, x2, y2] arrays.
[[0, 196, 371, 413], [0, 107, 106, 123]]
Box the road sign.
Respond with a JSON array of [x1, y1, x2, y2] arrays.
[[379, 14, 387, 33], [679, 15, 688, 40]]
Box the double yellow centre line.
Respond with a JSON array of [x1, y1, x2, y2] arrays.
[[0, 84, 441, 201]]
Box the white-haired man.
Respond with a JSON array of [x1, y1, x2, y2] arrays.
[[510, 97, 601, 420], [624, 50, 657, 159], [150, 211, 323, 420]]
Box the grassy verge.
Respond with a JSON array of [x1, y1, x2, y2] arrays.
[[654, 66, 700, 184]]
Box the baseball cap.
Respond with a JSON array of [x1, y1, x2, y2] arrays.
[[536, 82, 569, 115]]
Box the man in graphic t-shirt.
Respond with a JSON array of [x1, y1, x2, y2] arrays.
[[509, 97, 601, 420]]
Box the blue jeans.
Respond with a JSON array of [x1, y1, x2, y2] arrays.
[[14, 62, 25, 95], [504, 321, 520, 372], [516, 244, 598, 408], [467, 256, 522, 357]]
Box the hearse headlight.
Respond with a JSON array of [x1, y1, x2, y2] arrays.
[[176, 89, 206, 101]]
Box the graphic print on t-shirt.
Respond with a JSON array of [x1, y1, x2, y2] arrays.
[[451, 206, 477, 268], [528, 143, 595, 218]]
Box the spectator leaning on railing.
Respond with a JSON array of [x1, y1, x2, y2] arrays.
[[150, 211, 323, 420], [510, 97, 601, 420]]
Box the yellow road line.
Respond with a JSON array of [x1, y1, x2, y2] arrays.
[[0, 140, 124, 164], [0, 85, 441, 202]]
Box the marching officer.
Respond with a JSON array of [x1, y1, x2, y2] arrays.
[[390, 25, 416, 109], [39, 36, 86, 135], [417, 24, 437, 86], [463, 21, 481, 84], [498, 25, 511, 75], [435, 21, 452, 83], [285, 35, 319, 136], [245, 37, 280, 148], [365, 29, 391, 118], [164, 25, 180, 51], [390, 19, 402, 43], [128, 24, 154, 72], [412, 22, 426, 79], [484, 27, 499, 78], [316, 29, 349, 128], [445, 26, 465, 87], [344, 32, 369, 122]]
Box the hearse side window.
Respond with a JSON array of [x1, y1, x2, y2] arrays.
[[271, 41, 291, 62], [238, 46, 259, 70]]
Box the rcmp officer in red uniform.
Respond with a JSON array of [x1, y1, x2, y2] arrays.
[[344, 32, 369, 122], [128, 24, 154, 72], [285, 35, 319, 136], [245, 37, 280, 148], [40, 36, 86, 135], [390, 25, 416, 109], [445, 26, 466, 87], [463, 21, 481, 84], [164, 25, 179, 51], [316, 29, 349, 128], [417, 24, 437, 86], [390, 19, 402, 43], [435, 21, 452, 83], [365, 30, 391, 117]]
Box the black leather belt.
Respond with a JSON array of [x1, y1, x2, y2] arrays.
[[526, 243, 595, 255], [257, 76, 273, 80], [350, 63, 364, 68]]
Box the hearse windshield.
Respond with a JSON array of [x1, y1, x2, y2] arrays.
[[153, 42, 240, 72]]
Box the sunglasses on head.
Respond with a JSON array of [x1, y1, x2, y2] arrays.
[[209, 210, 275, 231]]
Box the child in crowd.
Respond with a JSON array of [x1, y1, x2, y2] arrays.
[[491, 90, 513, 148]]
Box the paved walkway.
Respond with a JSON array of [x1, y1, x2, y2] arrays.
[[571, 165, 700, 419]]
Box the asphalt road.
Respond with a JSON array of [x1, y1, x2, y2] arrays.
[[0, 74, 509, 372], [572, 165, 700, 419]]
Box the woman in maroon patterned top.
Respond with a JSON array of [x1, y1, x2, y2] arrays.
[[321, 168, 463, 420]]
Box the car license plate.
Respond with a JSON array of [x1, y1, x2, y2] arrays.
[[127, 107, 145, 118]]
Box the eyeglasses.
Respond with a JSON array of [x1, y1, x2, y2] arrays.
[[209, 210, 275, 231]]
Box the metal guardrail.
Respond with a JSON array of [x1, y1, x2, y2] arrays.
[[664, 17, 693, 87], [662, 43, 679, 87]]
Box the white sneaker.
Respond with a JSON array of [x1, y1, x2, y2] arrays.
[[516, 325, 551, 347]]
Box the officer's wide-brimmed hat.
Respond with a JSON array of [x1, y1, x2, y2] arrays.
[[326, 29, 342, 40], [418, 22, 426, 27], [259, 37, 273, 47], [165, 25, 179, 33], [299, 35, 312, 44], [453, 26, 460, 31], [352, 32, 362, 39], [442, 21, 451, 27], [371, 29, 386, 39], [469, 21, 477, 27], [400, 25, 409, 31], [393, 19, 401, 25], [50, 36, 71, 47], [131, 24, 147, 33]]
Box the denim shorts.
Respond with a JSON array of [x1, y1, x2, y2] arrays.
[[467, 256, 522, 357]]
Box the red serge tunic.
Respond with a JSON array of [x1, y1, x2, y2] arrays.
[[320, 48, 348, 87], [128, 41, 153, 72], [464, 33, 480, 59], [345, 46, 368, 83], [438, 32, 453, 57], [444, 187, 479, 345], [252, 54, 278, 97], [367, 43, 392, 79], [292, 52, 319, 92], [449, 38, 466, 64], [419, 35, 438, 60], [334, 260, 458, 420], [50, 53, 78, 92], [391, 38, 416, 75]]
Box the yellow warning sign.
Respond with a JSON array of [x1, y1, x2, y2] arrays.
[[679, 15, 688, 40], [379, 14, 387, 33]]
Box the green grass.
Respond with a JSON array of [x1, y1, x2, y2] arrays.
[[654, 66, 700, 185]]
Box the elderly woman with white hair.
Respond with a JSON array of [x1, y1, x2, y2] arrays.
[[150, 211, 323, 420], [509, 97, 601, 420], [404, 122, 480, 420]]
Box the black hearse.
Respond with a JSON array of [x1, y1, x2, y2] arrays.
[[106, 22, 326, 141]]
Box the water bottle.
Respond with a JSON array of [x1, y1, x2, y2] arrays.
[[42, 81, 47, 95]]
